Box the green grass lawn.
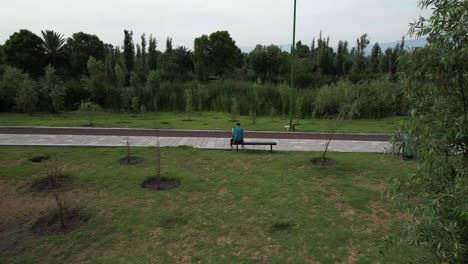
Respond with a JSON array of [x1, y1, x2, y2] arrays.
[[0, 146, 435, 263], [0, 112, 402, 134]]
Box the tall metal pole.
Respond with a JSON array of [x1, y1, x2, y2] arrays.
[[289, 0, 297, 131]]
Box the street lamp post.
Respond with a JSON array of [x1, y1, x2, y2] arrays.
[[289, 0, 297, 131]]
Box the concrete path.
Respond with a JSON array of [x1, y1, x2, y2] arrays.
[[0, 134, 390, 153]]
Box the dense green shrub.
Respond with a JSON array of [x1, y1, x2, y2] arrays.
[[0, 67, 37, 112], [14, 78, 38, 114], [314, 80, 405, 119], [64, 80, 89, 110]]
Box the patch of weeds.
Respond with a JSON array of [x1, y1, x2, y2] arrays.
[[270, 221, 296, 232], [30, 155, 49, 163], [159, 216, 188, 229]]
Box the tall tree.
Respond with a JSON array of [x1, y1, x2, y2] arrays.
[[123, 30, 135, 80], [295, 41, 310, 59], [369, 43, 382, 74], [165, 37, 173, 54], [2, 29, 45, 78], [140, 34, 148, 75], [65, 32, 105, 77], [172, 46, 194, 74], [41, 65, 65, 113], [194, 31, 239, 78], [40, 30, 66, 68], [336, 41, 350, 76], [148, 35, 158, 71], [353, 33, 370, 74], [249, 44, 283, 81], [85, 57, 109, 107], [193, 35, 210, 81]]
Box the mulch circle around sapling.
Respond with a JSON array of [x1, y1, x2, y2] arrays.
[[311, 157, 337, 167], [32, 209, 89, 236], [30, 155, 50, 163], [119, 157, 144, 165], [30, 175, 73, 193], [142, 177, 181, 191]]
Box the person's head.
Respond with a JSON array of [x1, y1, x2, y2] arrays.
[[236, 122, 241, 127]]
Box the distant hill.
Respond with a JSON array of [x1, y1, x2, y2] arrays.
[[364, 37, 428, 55], [239, 37, 428, 54]]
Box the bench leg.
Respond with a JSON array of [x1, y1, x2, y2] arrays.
[[270, 145, 273, 152], [236, 144, 239, 152]]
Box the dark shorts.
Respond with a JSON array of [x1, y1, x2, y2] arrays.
[[230, 139, 244, 145]]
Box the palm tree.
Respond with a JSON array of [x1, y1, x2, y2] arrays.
[[40, 30, 66, 67]]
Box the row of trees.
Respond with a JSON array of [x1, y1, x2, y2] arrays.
[[0, 28, 405, 86]]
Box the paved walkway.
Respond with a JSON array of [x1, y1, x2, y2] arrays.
[[0, 134, 390, 153]]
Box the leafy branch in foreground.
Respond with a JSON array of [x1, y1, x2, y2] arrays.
[[392, 0, 468, 262]]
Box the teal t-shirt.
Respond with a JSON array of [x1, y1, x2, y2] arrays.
[[233, 127, 244, 142]]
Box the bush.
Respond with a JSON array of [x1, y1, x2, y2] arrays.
[[15, 79, 38, 114], [77, 101, 102, 126], [314, 80, 405, 119], [0, 66, 33, 112]]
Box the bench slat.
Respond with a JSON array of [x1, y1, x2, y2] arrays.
[[233, 142, 277, 145]]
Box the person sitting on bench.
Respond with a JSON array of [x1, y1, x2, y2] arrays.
[[230, 122, 244, 149]]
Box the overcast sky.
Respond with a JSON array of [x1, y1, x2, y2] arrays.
[[0, 0, 430, 50]]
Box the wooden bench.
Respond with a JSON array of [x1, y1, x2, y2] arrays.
[[233, 142, 277, 152]]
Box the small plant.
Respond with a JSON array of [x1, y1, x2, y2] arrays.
[[77, 101, 102, 126], [270, 106, 276, 120], [185, 88, 193, 121], [131, 96, 140, 114], [126, 137, 131, 163], [249, 109, 257, 125], [295, 97, 303, 124], [52, 191, 66, 230], [47, 159, 64, 187], [230, 97, 239, 121], [119, 137, 144, 165], [320, 113, 344, 166], [155, 137, 161, 189], [196, 85, 207, 112]]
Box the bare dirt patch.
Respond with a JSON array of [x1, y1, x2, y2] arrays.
[[323, 187, 356, 218], [0, 181, 54, 255], [32, 209, 89, 236], [119, 157, 144, 165], [30, 155, 49, 163], [311, 157, 337, 167], [142, 177, 181, 191], [30, 175, 73, 193], [355, 180, 386, 192], [343, 246, 359, 264]]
